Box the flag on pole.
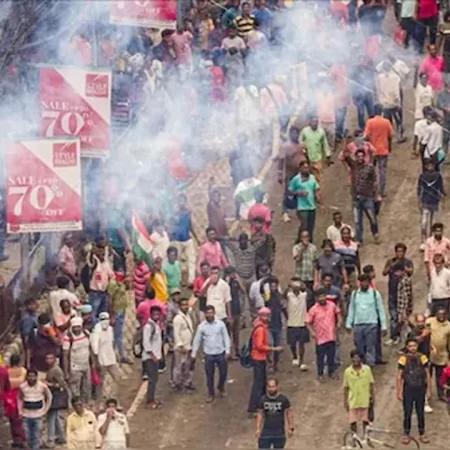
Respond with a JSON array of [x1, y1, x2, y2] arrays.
[[131, 210, 154, 267]]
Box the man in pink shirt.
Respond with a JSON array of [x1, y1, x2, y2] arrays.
[[170, 25, 193, 80], [424, 223, 450, 276], [136, 287, 168, 328], [306, 288, 342, 381], [87, 247, 115, 321], [58, 233, 78, 288], [197, 227, 228, 274]]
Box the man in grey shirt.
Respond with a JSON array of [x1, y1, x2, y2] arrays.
[[191, 305, 231, 403], [142, 305, 163, 410]]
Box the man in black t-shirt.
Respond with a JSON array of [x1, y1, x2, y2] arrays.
[[256, 378, 293, 449]]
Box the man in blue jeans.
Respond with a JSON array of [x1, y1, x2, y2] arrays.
[[191, 305, 231, 403], [18, 369, 53, 450], [343, 147, 381, 245], [346, 274, 388, 366]]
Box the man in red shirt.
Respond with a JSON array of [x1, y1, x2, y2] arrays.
[[193, 261, 211, 317], [247, 307, 283, 415], [248, 192, 272, 235], [415, 0, 439, 53], [365, 104, 394, 197]]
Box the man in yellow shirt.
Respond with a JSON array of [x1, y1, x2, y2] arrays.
[[426, 308, 450, 401], [66, 397, 100, 450], [149, 255, 169, 303], [343, 349, 374, 435]]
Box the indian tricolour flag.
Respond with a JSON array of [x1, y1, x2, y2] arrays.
[[131, 210, 154, 267]]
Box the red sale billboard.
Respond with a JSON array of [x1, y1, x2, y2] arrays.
[[110, 0, 177, 28], [40, 66, 111, 158], [6, 138, 82, 233]]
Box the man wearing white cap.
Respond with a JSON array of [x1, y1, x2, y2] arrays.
[[248, 307, 283, 415], [62, 317, 92, 403], [90, 312, 120, 399]]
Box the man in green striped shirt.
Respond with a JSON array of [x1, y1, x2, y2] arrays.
[[300, 117, 331, 182]]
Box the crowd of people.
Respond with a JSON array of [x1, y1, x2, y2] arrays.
[[2, 0, 450, 449]]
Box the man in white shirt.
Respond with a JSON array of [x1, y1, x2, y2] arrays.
[[326, 211, 353, 243], [50, 276, 81, 316], [142, 305, 163, 408], [376, 61, 404, 142], [422, 111, 443, 163], [200, 266, 232, 322], [98, 398, 130, 449], [415, 73, 433, 120], [413, 106, 433, 158], [90, 312, 120, 399], [429, 253, 450, 316], [285, 278, 311, 370], [172, 298, 195, 392]]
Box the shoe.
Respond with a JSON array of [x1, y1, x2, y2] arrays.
[[142, 374, 148, 381], [424, 404, 433, 413], [184, 384, 196, 391], [392, 337, 400, 345], [383, 338, 394, 346], [373, 234, 381, 245], [282, 212, 291, 223], [218, 389, 227, 398], [205, 396, 215, 403], [158, 367, 167, 374], [419, 243, 426, 252], [292, 359, 300, 367], [120, 357, 133, 365], [300, 364, 308, 371]]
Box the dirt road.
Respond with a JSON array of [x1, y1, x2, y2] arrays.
[[115, 73, 449, 448]]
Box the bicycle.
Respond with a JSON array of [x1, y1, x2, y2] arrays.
[[342, 425, 421, 449]]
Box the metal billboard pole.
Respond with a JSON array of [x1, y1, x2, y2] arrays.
[[177, 0, 184, 29]]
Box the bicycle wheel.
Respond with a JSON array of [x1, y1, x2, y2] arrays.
[[343, 432, 363, 449]]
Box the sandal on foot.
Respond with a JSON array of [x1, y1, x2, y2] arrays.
[[401, 435, 411, 445], [420, 435, 430, 444]]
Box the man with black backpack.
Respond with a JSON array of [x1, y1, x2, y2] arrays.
[[396, 338, 431, 445]]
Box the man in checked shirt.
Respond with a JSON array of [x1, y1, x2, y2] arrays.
[[394, 261, 413, 344], [343, 147, 381, 245]]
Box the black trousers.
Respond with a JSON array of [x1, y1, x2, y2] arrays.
[[143, 359, 159, 403], [430, 364, 445, 398], [248, 360, 267, 413], [258, 436, 286, 449], [315, 341, 336, 376], [403, 387, 426, 436]]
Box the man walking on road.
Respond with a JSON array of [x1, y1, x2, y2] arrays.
[[346, 274, 387, 367], [343, 147, 381, 245], [191, 305, 230, 403], [306, 288, 342, 381], [288, 161, 322, 242], [343, 349, 374, 436], [364, 104, 393, 197], [299, 117, 331, 183], [256, 378, 294, 450], [173, 298, 195, 392], [248, 307, 283, 415], [397, 339, 431, 445], [142, 305, 163, 410]]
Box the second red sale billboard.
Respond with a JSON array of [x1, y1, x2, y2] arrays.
[[6, 138, 82, 233], [40, 66, 111, 158]]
